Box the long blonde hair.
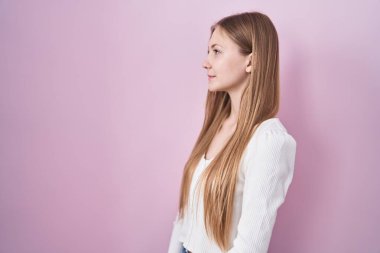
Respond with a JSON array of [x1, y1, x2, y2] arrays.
[[178, 11, 280, 252]]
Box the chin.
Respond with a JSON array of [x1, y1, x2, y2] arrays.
[[208, 84, 220, 92], [208, 82, 223, 92], [208, 84, 232, 93]]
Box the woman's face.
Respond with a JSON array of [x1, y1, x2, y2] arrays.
[[202, 26, 252, 92]]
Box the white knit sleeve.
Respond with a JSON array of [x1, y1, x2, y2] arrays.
[[167, 211, 183, 253], [227, 129, 297, 253]]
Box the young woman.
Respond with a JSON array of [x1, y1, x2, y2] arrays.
[[167, 11, 297, 253]]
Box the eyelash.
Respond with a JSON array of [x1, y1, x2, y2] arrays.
[[207, 49, 221, 55]]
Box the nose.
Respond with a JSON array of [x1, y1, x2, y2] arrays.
[[202, 58, 211, 70]]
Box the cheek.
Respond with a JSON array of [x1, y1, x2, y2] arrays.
[[212, 56, 246, 84], [224, 59, 246, 80], [215, 58, 237, 74]]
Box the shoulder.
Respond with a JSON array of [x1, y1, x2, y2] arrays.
[[248, 117, 296, 148], [241, 118, 297, 170]]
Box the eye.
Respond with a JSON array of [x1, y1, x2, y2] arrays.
[[207, 49, 221, 55], [213, 49, 221, 55]]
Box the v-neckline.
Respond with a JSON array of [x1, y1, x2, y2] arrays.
[[201, 117, 280, 162], [202, 153, 214, 162]]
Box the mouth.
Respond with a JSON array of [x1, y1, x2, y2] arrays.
[[208, 75, 216, 80]]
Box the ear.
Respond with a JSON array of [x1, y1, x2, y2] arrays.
[[245, 52, 255, 73]]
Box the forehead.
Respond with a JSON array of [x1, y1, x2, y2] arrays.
[[208, 26, 232, 48]]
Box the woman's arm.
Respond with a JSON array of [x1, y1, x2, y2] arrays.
[[228, 129, 297, 253], [167, 211, 183, 253]]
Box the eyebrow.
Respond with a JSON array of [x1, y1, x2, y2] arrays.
[[209, 43, 221, 48]]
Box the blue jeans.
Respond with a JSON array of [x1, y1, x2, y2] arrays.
[[181, 243, 191, 253]]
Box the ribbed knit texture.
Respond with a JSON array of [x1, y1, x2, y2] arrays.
[[167, 118, 297, 253]]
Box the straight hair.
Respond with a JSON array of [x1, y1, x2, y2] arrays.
[[178, 11, 280, 251]]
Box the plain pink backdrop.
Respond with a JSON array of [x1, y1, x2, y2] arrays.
[[1, 0, 379, 252]]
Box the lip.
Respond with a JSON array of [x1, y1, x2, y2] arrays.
[[208, 75, 216, 80]]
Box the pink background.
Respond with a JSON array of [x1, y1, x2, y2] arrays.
[[1, 0, 379, 252]]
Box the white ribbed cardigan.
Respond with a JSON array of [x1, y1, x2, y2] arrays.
[[167, 118, 297, 253]]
